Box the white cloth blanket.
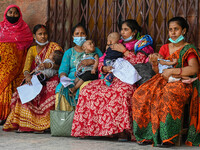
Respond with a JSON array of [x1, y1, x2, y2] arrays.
[[111, 58, 142, 85]]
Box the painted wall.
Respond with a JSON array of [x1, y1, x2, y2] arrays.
[[0, 0, 47, 31]]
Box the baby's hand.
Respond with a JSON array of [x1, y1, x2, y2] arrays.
[[149, 54, 158, 64], [172, 59, 177, 65], [104, 66, 113, 73], [181, 77, 198, 84], [91, 69, 96, 74]]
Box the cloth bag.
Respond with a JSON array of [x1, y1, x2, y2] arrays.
[[50, 86, 75, 136], [133, 62, 156, 85]]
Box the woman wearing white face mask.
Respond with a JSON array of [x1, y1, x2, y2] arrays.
[[55, 23, 103, 111], [3, 24, 63, 133]]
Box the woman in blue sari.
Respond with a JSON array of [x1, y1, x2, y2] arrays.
[[55, 23, 102, 110]]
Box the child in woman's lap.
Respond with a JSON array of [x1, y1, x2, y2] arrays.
[[69, 40, 99, 94]]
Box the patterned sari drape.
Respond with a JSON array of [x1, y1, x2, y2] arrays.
[[132, 44, 200, 146]]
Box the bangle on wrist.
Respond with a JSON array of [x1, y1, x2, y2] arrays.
[[178, 68, 182, 75], [123, 49, 127, 53], [50, 62, 54, 69], [152, 64, 158, 67], [24, 71, 30, 76]]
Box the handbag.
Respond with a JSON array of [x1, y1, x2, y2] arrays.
[[133, 62, 156, 85], [50, 85, 76, 136]]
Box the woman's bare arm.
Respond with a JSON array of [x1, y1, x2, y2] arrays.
[[162, 57, 199, 80]]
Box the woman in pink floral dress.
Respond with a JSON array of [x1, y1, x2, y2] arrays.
[[71, 19, 154, 141]]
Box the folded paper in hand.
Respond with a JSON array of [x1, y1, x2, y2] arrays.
[[17, 75, 43, 104], [60, 76, 74, 87], [111, 58, 142, 85]]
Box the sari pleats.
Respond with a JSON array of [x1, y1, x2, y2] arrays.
[[0, 43, 26, 120], [3, 42, 62, 131]]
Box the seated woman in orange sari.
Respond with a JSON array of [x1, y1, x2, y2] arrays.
[[0, 5, 33, 123], [3, 24, 63, 133], [132, 17, 200, 147]]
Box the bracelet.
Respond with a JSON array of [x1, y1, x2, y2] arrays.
[[123, 49, 127, 53], [152, 64, 158, 67], [178, 68, 182, 75], [49, 62, 54, 69], [24, 70, 30, 76]]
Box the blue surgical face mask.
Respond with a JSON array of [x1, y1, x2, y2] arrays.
[[121, 35, 133, 42], [168, 35, 184, 44], [73, 37, 86, 46]]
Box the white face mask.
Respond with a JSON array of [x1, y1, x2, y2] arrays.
[[35, 39, 49, 46]]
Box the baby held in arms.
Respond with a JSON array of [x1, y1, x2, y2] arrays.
[[25, 50, 63, 85], [150, 53, 198, 83], [100, 32, 122, 86], [69, 40, 99, 94]]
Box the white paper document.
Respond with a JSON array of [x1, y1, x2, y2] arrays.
[[17, 75, 43, 104], [111, 58, 142, 85], [60, 76, 74, 87]]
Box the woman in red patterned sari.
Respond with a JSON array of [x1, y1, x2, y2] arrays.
[[132, 17, 200, 147], [71, 19, 154, 141], [0, 5, 33, 124], [3, 24, 63, 133]]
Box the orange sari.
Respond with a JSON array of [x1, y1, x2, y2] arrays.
[[132, 44, 200, 146], [0, 43, 27, 120]]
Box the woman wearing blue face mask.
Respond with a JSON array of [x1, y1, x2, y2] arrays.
[[55, 23, 103, 111], [71, 19, 154, 141], [132, 17, 200, 147]]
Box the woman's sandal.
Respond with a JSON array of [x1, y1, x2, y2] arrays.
[[78, 136, 85, 139], [15, 129, 33, 133], [137, 140, 153, 145], [0, 120, 5, 125], [159, 142, 175, 148], [34, 130, 44, 134], [118, 131, 128, 142]]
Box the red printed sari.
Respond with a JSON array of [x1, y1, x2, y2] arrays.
[[71, 39, 153, 137]]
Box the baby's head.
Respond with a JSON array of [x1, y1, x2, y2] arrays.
[[82, 40, 95, 54], [49, 50, 64, 66], [107, 32, 120, 45]]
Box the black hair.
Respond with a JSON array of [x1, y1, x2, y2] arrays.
[[52, 50, 64, 65], [71, 23, 88, 35], [168, 17, 189, 35], [121, 19, 142, 35], [33, 24, 47, 34]]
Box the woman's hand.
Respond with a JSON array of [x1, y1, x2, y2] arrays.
[[148, 53, 163, 64], [110, 43, 126, 53], [37, 63, 45, 70], [25, 74, 32, 85], [161, 69, 173, 81], [80, 59, 95, 66]]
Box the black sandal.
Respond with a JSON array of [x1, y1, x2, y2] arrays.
[[137, 140, 153, 145]]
